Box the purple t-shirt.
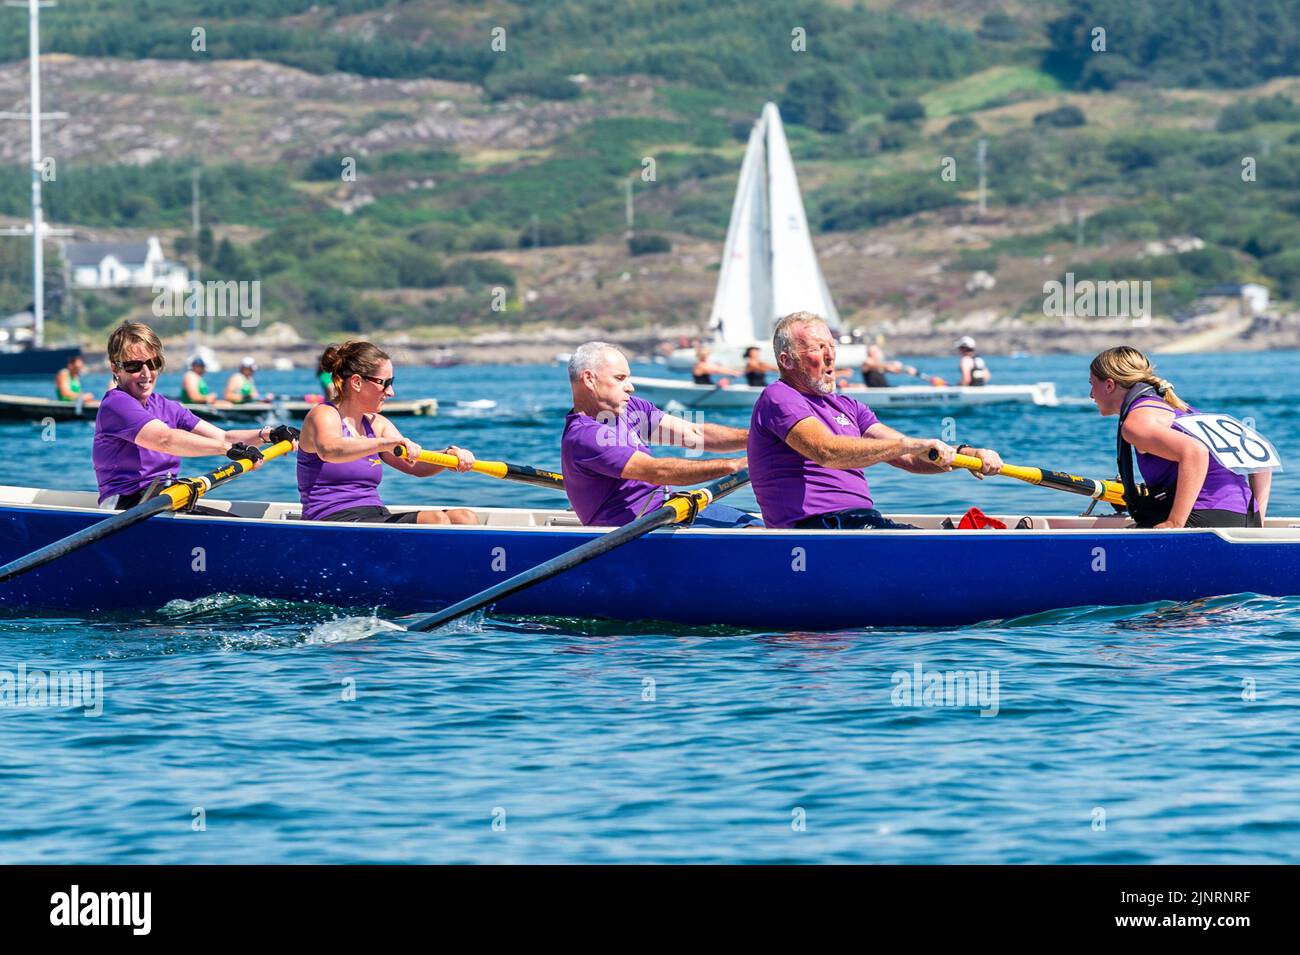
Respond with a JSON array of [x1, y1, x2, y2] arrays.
[[749, 380, 881, 528], [297, 407, 386, 520], [92, 388, 201, 502], [1130, 395, 1255, 514], [562, 396, 666, 526]]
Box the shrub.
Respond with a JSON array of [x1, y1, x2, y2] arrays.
[[1033, 105, 1086, 128], [628, 234, 671, 256]]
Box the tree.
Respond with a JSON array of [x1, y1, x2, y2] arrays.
[[781, 69, 850, 133]]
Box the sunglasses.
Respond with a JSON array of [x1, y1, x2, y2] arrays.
[[360, 375, 395, 389], [115, 357, 163, 373]]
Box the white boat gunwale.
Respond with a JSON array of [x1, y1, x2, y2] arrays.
[[3, 485, 1298, 541]]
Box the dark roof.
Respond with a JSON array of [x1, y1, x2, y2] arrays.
[[65, 241, 151, 268]]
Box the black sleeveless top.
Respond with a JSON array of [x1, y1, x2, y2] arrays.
[[863, 368, 889, 388], [693, 372, 712, 385], [745, 371, 766, 387]]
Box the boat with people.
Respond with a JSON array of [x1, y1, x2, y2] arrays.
[[0, 392, 437, 423], [629, 376, 1059, 409], [1, 485, 1297, 629]]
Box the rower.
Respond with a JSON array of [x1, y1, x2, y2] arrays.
[[563, 341, 758, 527], [1090, 345, 1274, 528], [54, 354, 97, 407], [691, 345, 740, 386], [317, 356, 337, 402], [92, 322, 292, 510], [180, 355, 219, 406], [861, 335, 916, 388], [225, 356, 274, 404], [743, 346, 777, 388], [956, 336, 990, 386], [297, 340, 476, 524], [749, 312, 1002, 529]]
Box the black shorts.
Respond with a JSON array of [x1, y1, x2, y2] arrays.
[[794, 508, 919, 530], [319, 505, 420, 524], [1184, 508, 1262, 528]]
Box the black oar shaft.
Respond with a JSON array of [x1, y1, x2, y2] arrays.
[[405, 469, 750, 632]]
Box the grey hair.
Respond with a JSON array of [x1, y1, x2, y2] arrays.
[[772, 311, 829, 363], [568, 341, 625, 383]]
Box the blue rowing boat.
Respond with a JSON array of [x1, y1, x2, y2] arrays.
[[2, 486, 1297, 629]]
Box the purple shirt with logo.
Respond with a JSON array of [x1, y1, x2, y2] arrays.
[[297, 406, 386, 520], [562, 395, 666, 526], [92, 388, 201, 503], [749, 380, 881, 528], [1130, 395, 1255, 514]]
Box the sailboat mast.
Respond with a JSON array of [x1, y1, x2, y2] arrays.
[[26, 0, 45, 348]]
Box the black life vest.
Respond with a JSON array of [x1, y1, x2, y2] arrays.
[[1116, 384, 1175, 527]]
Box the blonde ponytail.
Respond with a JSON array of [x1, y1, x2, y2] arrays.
[[1090, 346, 1189, 411]]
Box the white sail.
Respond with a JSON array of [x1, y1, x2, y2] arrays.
[[763, 102, 840, 331], [707, 117, 770, 348], [689, 102, 842, 366]]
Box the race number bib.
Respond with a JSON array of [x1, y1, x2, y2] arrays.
[[1173, 414, 1282, 473]]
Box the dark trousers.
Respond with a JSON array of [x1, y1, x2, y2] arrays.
[[794, 508, 919, 530]]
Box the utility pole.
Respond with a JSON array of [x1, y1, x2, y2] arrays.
[[0, 0, 70, 348], [191, 166, 203, 346], [530, 212, 539, 251], [976, 138, 987, 217], [1075, 207, 1086, 247], [624, 178, 634, 242]]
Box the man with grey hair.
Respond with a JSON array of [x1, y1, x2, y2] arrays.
[[750, 312, 1004, 529], [562, 341, 757, 527]]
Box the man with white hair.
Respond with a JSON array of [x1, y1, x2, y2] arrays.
[[749, 312, 1004, 529], [563, 341, 757, 527]]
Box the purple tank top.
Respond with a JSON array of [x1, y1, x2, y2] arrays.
[[1130, 395, 1254, 514], [297, 405, 386, 520]]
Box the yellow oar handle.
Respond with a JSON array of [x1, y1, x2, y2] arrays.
[[936, 449, 1127, 506], [160, 439, 295, 510], [391, 445, 566, 488]]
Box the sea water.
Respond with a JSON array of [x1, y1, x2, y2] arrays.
[[0, 351, 1297, 863]]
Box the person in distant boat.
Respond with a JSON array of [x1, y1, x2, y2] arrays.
[[563, 341, 758, 527], [54, 354, 97, 407], [743, 346, 777, 388], [180, 355, 223, 407], [956, 336, 990, 386], [317, 356, 337, 402], [860, 336, 916, 388], [1090, 345, 1271, 528], [92, 322, 292, 509], [297, 340, 476, 524], [225, 357, 274, 404], [692, 345, 741, 386], [749, 312, 1003, 530]]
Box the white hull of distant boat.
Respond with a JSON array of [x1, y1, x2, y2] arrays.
[[631, 376, 1059, 409]]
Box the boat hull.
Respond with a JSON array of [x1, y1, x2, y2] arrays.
[[0, 346, 81, 377], [2, 490, 1297, 630], [631, 377, 1058, 410], [0, 394, 437, 423]]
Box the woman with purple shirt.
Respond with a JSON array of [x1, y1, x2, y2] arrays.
[[92, 322, 287, 509], [1089, 346, 1271, 528], [297, 341, 477, 524]]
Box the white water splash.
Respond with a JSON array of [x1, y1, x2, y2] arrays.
[[304, 613, 407, 645]]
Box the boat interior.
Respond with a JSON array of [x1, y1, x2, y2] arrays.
[[3, 484, 1299, 537]]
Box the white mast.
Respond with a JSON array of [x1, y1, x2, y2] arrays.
[[1, 0, 69, 349]]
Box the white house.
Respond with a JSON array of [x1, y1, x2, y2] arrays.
[[65, 237, 189, 292]]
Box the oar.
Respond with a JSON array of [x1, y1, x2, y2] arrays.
[[904, 367, 948, 387], [0, 440, 294, 584], [402, 468, 751, 632], [393, 447, 564, 491], [932, 449, 1126, 506]]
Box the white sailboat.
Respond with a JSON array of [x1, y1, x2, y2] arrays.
[[664, 102, 859, 371]]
